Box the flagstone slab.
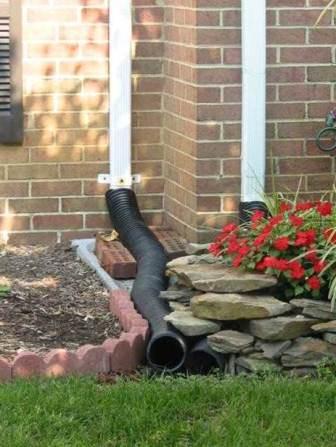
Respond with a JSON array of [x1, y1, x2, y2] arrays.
[[281, 337, 336, 367], [290, 299, 336, 320], [312, 321, 336, 334], [249, 316, 319, 341], [168, 264, 277, 293], [208, 330, 254, 354], [235, 356, 281, 373], [256, 340, 292, 360], [164, 310, 221, 337], [191, 293, 291, 321]]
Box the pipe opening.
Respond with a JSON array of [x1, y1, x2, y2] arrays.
[[185, 351, 221, 375], [147, 334, 186, 371]]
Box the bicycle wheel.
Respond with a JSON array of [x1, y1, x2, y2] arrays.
[[316, 127, 336, 152]]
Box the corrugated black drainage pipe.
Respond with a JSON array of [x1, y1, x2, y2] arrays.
[[239, 201, 268, 224], [185, 339, 225, 374], [105, 188, 187, 372]]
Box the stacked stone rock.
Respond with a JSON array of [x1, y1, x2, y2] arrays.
[[163, 249, 336, 377]]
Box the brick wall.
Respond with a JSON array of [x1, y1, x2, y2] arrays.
[[132, 0, 165, 226], [163, 0, 336, 243], [0, 0, 164, 244], [266, 0, 335, 198], [163, 0, 241, 242], [1, 0, 335, 244], [163, 1, 198, 242]]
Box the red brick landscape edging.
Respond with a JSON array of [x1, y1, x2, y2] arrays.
[[0, 289, 149, 381]]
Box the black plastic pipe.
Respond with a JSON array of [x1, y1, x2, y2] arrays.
[[239, 201, 268, 224], [185, 339, 225, 374], [105, 188, 187, 372]]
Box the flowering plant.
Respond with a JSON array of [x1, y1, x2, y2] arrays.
[[209, 200, 336, 300]]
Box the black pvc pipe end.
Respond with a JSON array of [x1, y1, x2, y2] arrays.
[[146, 331, 187, 373], [185, 339, 225, 375], [239, 201, 268, 224]]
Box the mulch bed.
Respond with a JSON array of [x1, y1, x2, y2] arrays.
[[0, 243, 121, 359]]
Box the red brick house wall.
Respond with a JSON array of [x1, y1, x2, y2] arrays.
[[1, 0, 165, 244], [0, 0, 335, 244], [163, 0, 335, 242]]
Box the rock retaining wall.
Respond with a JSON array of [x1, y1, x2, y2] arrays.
[[165, 255, 336, 377]]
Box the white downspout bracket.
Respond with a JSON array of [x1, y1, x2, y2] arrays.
[[97, 174, 141, 187]]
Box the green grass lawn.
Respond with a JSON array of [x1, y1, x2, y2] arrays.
[[1, 374, 336, 447]]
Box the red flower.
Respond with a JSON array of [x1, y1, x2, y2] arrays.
[[287, 260, 305, 280], [305, 251, 318, 263], [269, 215, 283, 226], [287, 260, 301, 271], [263, 256, 278, 268], [290, 215, 304, 227], [295, 202, 313, 212], [274, 259, 289, 271], [307, 276, 321, 290], [232, 255, 243, 268], [256, 260, 266, 271], [253, 233, 268, 247], [227, 233, 238, 242], [316, 201, 332, 216], [306, 230, 317, 244], [214, 233, 226, 243], [273, 236, 290, 251], [313, 260, 327, 274], [290, 266, 305, 280], [262, 224, 274, 235], [227, 240, 240, 254], [295, 230, 316, 247], [251, 210, 265, 223], [209, 243, 221, 256], [238, 245, 250, 256], [279, 202, 291, 212], [222, 223, 237, 233], [263, 256, 289, 272]]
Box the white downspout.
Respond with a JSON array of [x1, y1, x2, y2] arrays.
[[240, 0, 266, 211], [98, 1, 136, 189]]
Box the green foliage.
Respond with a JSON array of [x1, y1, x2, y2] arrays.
[[0, 285, 10, 298], [317, 358, 336, 381]]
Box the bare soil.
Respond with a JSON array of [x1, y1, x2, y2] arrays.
[[0, 244, 121, 359]]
